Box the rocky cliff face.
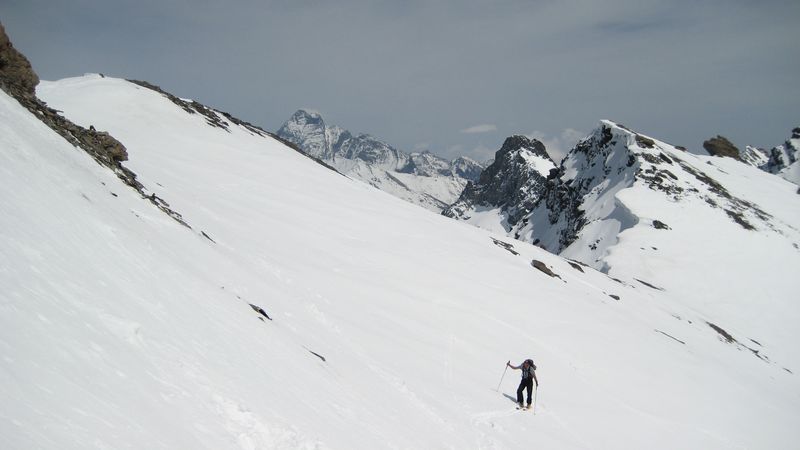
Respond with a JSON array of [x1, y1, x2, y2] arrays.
[[0, 23, 201, 226], [759, 127, 799, 185], [276, 109, 483, 211], [0, 23, 130, 173], [443, 135, 555, 228], [445, 120, 787, 269], [0, 23, 38, 96], [735, 127, 800, 186]]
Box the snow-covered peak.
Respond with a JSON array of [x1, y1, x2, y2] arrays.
[[403, 151, 452, 177], [741, 145, 770, 167], [443, 134, 555, 228], [450, 156, 483, 181], [762, 126, 800, 184], [276, 109, 332, 159], [735, 126, 800, 186], [276, 110, 483, 211]]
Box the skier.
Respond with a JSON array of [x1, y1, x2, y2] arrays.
[[507, 359, 538, 409]]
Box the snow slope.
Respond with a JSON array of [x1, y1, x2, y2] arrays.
[[0, 75, 796, 449]]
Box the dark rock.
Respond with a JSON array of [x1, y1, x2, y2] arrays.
[[652, 220, 670, 230], [608, 294, 620, 300], [249, 304, 272, 321], [0, 25, 200, 229], [531, 260, 561, 279], [567, 261, 585, 273], [309, 350, 326, 362], [703, 135, 741, 161], [725, 209, 755, 230], [655, 329, 685, 345], [444, 135, 554, 230], [707, 322, 734, 343], [635, 278, 664, 290], [635, 135, 655, 148], [0, 22, 38, 96], [491, 238, 519, 255]]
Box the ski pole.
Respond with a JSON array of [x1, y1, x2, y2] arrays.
[[533, 384, 538, 414], [496, 362, 509, 392]]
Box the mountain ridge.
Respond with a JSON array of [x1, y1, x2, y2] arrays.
[[277, 109, 483, 211]]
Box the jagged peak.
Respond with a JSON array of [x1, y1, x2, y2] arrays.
[[289, 108, 324, 124], [575, 120, 678, 155], [451, 155, 480, 166], [497, 134, 548, 160]]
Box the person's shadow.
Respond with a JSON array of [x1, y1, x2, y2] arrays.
[[502, 393, 518, 404]]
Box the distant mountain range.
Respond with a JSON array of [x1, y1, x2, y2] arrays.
[[276, 109, 483, 211]]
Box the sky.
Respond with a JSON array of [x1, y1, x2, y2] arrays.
[[2, 0, 798, 163]]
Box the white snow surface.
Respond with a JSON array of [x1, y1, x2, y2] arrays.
[[518, 151, 556, 177], [0, 75, 796, 449]]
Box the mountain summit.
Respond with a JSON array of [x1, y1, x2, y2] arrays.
[[443, 135, 556, 231], [444, 120, 799, 303], [277, 109, 483, 211]]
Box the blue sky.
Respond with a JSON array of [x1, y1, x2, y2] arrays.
[[2, 0, 798, 162]]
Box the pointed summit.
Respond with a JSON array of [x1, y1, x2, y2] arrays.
[[276, 109, 333, 159], [443, 135, 555, 229], [496, 135, 549, 160]]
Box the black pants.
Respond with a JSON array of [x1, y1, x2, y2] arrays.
[[517, 377, 533, 405]]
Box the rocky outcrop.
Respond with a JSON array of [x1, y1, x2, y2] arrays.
[[703, 135, 741, 160], [447, 120, 780, 268], [0, 23, 38, 96], [1, 22, 129, 168], [443, 135, 555, 230], [0, 22, 194, 227], [761, 127, 800, 179]]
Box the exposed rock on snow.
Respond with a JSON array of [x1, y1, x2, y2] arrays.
[[531, 259, 561, 279], [277, 109, 483, 211], [702, 135, 741, 160], [0, 22, 38, 95], [0, 24, 198, 226]]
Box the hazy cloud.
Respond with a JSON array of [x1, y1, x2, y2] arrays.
[[460, 124, 498, 134], [528, 128, 586, 163]]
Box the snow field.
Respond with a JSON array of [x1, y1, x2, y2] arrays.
[[0, 76, 796, 448]]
